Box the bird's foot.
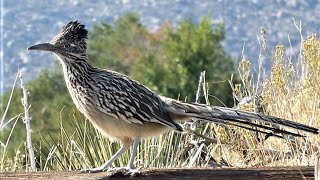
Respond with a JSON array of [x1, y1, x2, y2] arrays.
[[107, 166, 142, 176], [80, 166, 142, 176], [80, 166, 108, 173]]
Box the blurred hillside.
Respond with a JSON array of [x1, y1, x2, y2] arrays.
[[1, 0, 320, 93]]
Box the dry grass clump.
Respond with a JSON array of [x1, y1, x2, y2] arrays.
[[225, 33, 320, 167]]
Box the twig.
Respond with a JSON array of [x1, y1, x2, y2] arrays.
[[19, 71, 36, 171], [184, 126, 218, 144], [184, 71, 208, 166], [315, 155, 320, 180], [260, 27, 271, 57], [202, 71, 209, 105], [195, 71, 205, 104], [184, 71, 206, 128]]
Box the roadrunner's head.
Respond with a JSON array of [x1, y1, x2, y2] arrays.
[[28, 21, 88, 61]]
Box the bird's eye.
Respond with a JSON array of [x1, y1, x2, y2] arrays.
[[64, 44, 71, 48]]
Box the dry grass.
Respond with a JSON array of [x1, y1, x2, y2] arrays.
[[228, 32, 320, 167]]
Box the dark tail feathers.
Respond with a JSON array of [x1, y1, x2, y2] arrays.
[[163, 97, 319, 137]]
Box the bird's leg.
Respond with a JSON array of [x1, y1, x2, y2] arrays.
[[81, 145, 129, 173], [107, 137, 142, 176], [127, 137, 140, 169]]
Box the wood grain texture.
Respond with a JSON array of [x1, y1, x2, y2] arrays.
[[0, 166, 315, 180]]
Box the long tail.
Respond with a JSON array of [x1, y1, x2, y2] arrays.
[[162, 97, 319, 137]]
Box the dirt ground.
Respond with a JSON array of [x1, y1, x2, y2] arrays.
[[0, 166, 315, 180]]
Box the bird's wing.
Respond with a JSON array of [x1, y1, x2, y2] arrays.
[[92, 70, 182, 131]]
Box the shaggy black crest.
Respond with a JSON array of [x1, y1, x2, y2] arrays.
[[59, 21, 88, 42]]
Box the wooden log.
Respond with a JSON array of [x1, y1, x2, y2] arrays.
[[0, 166, 315, 180]]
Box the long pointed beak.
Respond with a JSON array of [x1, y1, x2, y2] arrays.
[[27, 43, 56, 52]]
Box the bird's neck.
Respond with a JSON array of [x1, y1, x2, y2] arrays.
[[59, 56, 95, 114], [64, 60, 90, 75], [59, 56, 93, 88]]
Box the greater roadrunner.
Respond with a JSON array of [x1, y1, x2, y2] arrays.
[[28, 21, 318, 173]]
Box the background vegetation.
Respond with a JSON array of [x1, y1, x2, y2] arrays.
[[0, 13, 319, 171]]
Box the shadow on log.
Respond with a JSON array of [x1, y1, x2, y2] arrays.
[[0, 166, 315, 180]]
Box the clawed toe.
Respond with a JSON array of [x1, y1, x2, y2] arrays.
[[107, 166, 142, 176], [79, 167, 107, 173]]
